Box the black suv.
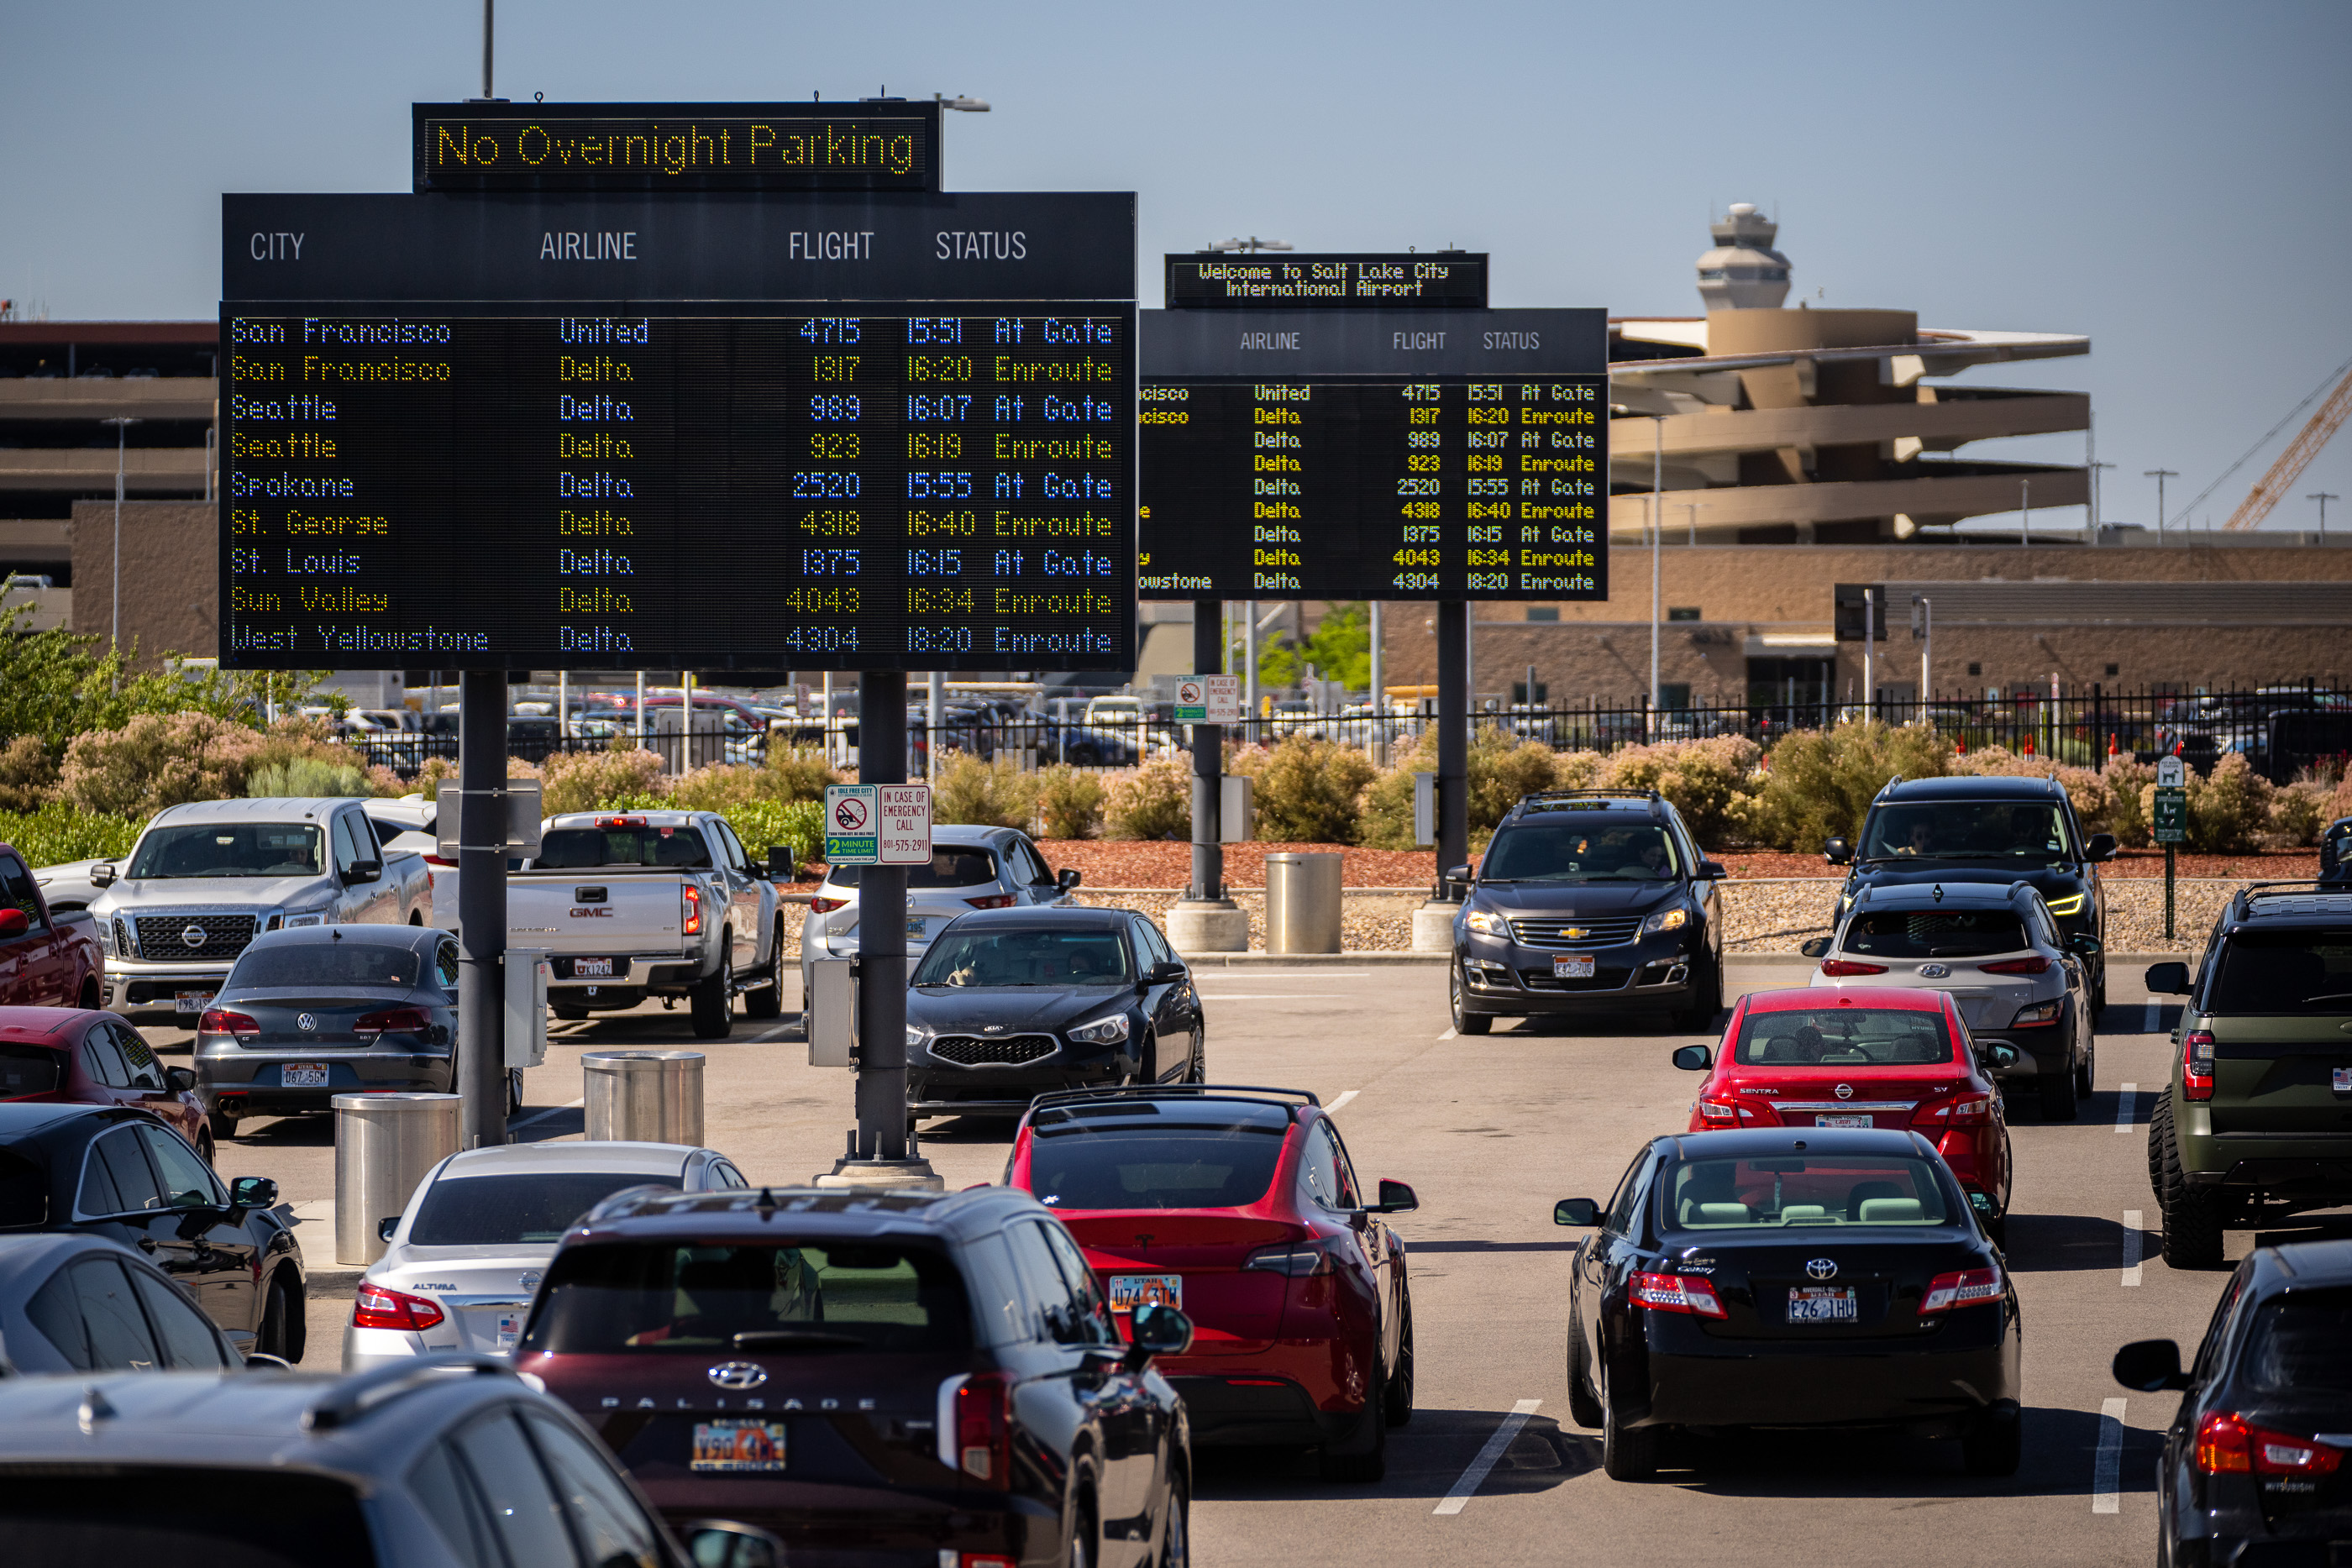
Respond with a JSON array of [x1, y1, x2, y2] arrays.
[[1827, 776, 2115, 1017], [2115, 1239, 2352, 1565], [1448, 789, 1728, 1033]]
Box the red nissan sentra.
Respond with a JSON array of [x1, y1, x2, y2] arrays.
[[1005, 1085, 1418, 1482], [1675, 986, 2017, 1241]]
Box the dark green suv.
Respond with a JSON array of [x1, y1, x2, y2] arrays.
[[2145, 885, 2352, 1266]]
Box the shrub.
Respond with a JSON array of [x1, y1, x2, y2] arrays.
[[540, 748, 664, 815], [248, 757, 374, 798], [2101, 755, 2155, 847], [1036, 765, 1106, 840], [2137, 753, 2275, 854], [663, 763, 759, 813], [933, 753, 1037, 830], [717, 798, 824, 876], [1730, 721, 1953, 852], [1359, 728, 1572, 850], [761, 747, 843, 805], [0, 803, 142, 868], [0, 735, 59, 812], [1603, 737, 1763, 847], [58, 711, 271, 816], [1951, 744, 2115, 837], [1105, 760, 1191, 840], [2271, 780, 2334, 848], [1249, 735, 1378, 844]]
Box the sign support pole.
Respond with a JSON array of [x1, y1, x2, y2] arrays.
[[456, 669, 507, 1149], [1190, 600, 1224, 903], [842, 669, 928, 1177], [2166, 843, 2176, 941], [1437, 599, 1469, 879]]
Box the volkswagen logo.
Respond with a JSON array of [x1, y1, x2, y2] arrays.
[[1806, 1258, 1838, 1281], [1834, 1083, 1854, 1100], [296, 1013, 318, 1032], [707, 1361, 768, 1390], [181, 925, 207, 950], [1919, 963, 1950, 978], [518, 1271, 543, 1293]]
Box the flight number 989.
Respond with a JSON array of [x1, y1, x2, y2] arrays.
[[810, 395, 860, 420]]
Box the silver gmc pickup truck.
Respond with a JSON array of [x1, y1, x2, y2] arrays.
[[89, 796, 435, 1025]]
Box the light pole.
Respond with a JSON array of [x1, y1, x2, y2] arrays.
[[1683, 501, 1704, 545], [932, 94, 990, 112], [2019, 476, 2031, 550], [2146, 469, 2178, 543], [2309, 491, 2339, 538], [1649, 416, 1664, 732], [2087, 460, 2114, 543], [1209, 237, 1293, 253], [100, 416, 139, 656]]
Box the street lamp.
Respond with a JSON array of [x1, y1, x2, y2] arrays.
[[100, 416, 139, 654], [2308, 491, 2339, 538], [1208, 237, 1292, 253], [933, 94, 990, 112], [2145, 469, 2178, 543]]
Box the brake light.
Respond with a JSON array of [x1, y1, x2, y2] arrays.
[[1978, 956, 2051, 976], [1697, 1099, 1761, 1127], [1914, 1094, 1995, 1130], [681, 884, 702, 936], [354, 1006, 432, 1039], [1819, 959, 1887, 977], [198, 1009, 259, 1036], [1919, 1266, 2003, 1314], [423, 853, 455, 868], [2182, 1030, 2216, 1101], [954, 1372, 1013, 1484], [809, 894, 848, 914], [2196, 1411, 2347, 1476], [352, 1282, 445, 1331], [2008, 999, 2062, 1028], [596, 815, 645, 829], [1243, 1239, 1337, 1277], [1632, 1271, 1726, 1319], [965, 893, 1017, 910]]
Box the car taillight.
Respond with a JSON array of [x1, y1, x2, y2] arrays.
[[1978, 956, 2051, 976], [2182, 1030, 2216, 1101], [423, 853, 455, 868], [353, 1282, 445, 1331], [2196, 1410, 2347, 1476], [1819, 959, 1887, 977], [1914, 1094, 1995, 1129], [1919, 1266, 2003, 1314], [809, 894, 848, 914], [954, 1372, 1013, 1484], [355, 1006, 432, 1038], [681, 884, 702, 936], [965, 893, 1017, 910], [596, 815, 646, 829], [2008, 999, 2062, 1028], [1696, 1099, 1743, 1128], [1243, 1238, 1337, 1277], [199, 1009, 260, 1036], [1631, 1271, 1726, 1319]]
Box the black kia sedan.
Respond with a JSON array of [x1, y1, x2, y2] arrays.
[[0, 1101, 306, 1358], [1556, 1126, 2020, 1481], [906, 907, 1205, 1124], [2114, 1238, 2352, 1565]]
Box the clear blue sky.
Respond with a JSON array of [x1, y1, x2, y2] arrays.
[[6, 0, 2348, 534]]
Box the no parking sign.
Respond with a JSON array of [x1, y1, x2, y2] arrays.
[[824, 785, 878, 863]]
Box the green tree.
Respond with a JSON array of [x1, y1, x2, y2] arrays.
[[1256, 601, 1371, 690], [0, 605, 333, 753]]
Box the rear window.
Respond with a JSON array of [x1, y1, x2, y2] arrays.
[[0, 1146, 47, 1228], [1664, 1155, 1952, 1230], [2239, 1288, 2352, 1397], [526, 1240, 970, 1356], [0, 1471, 374, 1565], [228, 942, 420, 990], [409, 1172, 681, 1245], [2208, 929, 2352, 1015], [534, 826, 711, 869], [0, 1045, 63, 1097], [828, 847, 999, 889], [1026, 1119, 1289, 1209], [1732, 1007, 1955, 1066], [913, 926, 1131, 987], [1842, 910, 2027, 960]]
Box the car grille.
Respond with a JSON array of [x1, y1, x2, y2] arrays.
[[112, 918, 132, 957], [1509, 915, 1642, 949], [132, 913, 260, 962], [1519, 965, 1632, 992], [928, 1034, 1059, 1067]]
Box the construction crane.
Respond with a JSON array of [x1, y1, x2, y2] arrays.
[[2225, 362, 2352, 530]]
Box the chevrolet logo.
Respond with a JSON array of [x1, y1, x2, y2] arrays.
[[1562, 927, 1589, 940]]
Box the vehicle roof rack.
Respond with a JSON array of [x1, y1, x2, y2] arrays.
[[303, 1353, 512, 1433], [2235, 880, 2352, 905], [1520, 789, 1658, 803], [1022, 1084, 1320, 1119]]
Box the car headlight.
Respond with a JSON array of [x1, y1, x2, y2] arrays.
[[906, 1025, 929, 1049], [280, 907, 331, 929], [1463, 909, 1509, 937], [2042, 893, 2087, 918], [1066, 1013, 1131, 1046], [1641, 907, 1690, 934]]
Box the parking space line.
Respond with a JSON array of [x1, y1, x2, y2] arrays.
[[747, 1023, 797, 1042], [1436, 1027, 1458, 1041], [2121, 1211, 2144, 1287], [2144, 1000, 2164, 1036], [2114, 1083, 2138, 1133], [511, 1097, 584, 1130], [1433, 1398, 1541, 1516], [2093, 1398, 2127, 1513], [1327, 1090, 1358, 1114]]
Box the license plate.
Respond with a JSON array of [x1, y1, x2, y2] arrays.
[[573, 957, 614, 978], [1788, 1286, 1858, 1323], [2335, 1067, 2352, 1095], [176, 990, 215, 1015], [495, 1313, 521, 1353], [1814, 1114, 1874, 1129], [1108, 1273, 1183, 1313], [1553, 955, 1596, 979], [281, 1063, 328, 1088], [906, 917, 927, 938], [691, 1419, 788, 1473]]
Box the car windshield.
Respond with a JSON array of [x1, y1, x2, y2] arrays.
[[1733, 1007, 1956, 1066], [2239, 1288, 2352, 1398], [828, 847, 1000, 889], [913, 927, 1131, 987], [1481, 821, 1678, 882], [2208, 929, 2352, 1014], [1664, 1155, 1953, 1229], [534, 825, 711, 869], [1026, 1118, 1289, 1209], [1862, 802, 2071, 861], [126, 823, 324, 879], [228, 942, 421, 989], [407, 1172, 682, 1245], [526, 1240, 971, 1355], [1842, 910, 2029, 959]]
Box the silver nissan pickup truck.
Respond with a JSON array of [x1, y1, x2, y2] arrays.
[[89, 795, 434, 1025]]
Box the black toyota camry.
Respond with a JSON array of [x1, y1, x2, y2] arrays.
[[906, 907, 1205, 1124], [1556, 1126, 2021, 1481]]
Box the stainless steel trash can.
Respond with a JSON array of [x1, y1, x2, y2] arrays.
[[1265, 852, 1344, 955], [333, 1092, 461, 1267], [583, 1050, 706, 1146]]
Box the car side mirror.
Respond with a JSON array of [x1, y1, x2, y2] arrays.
[[1697, 860, 1728, 881], [1373, 1178, 1418, 1214], [1822, 837, 1852, 866], [2086, 831, 2118, 863], [377, 1215, 401, 1242], [1057, 867, 1083, 892], [1672, 1044, 1713, 1071], [1977, 1042, 2020, 1071], [165, 1066, 197, 1093], [348, 858, 382, 884], [1444, 863, 1473, 889], [1144, 960, 1187, 986], [2113, 1338, 2192, 1392], [2067, 932, 2103, 956], [2144, 961, 2192, 995], [1126, 1301, 1194, 1365], [90, 863, 117, 889], [244, 1352, 293, 1371], [683, 1520, 788, 1568], [0, 909, 26, 940], [1553, 1197, 1600, 1227], [764, 846, 795, 879], [229, 1176, 278, 1209], [1799, 936, 1833, 959]]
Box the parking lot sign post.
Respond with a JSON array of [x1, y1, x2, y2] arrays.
[[2155, 756, 2188, 939]]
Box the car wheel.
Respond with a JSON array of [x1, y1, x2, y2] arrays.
[[1671, 953, 1722, 1030], [1450, 965, 1492, 1036], [2076, 1031, 2096, 1098], [1316, 1360, 1388, 1482], [2091, 967, 2108, 1024], [1601, 1381, 1658, 1481], [257, 1271, 293, 1361], [207, 1107, 239, 1146], [2147, 1097, 2171, 1198], [2037, 1057, 2079, 1121], [690, 948, 734, 1040], [1067, 1490, 1098, 1568], [744, 920, 786, 1020], [1565, 1318, 1604, 1429], [196, 1130, 215, 1167], [1383, 1295, 1415, 1428], [1961, 1407, 2022, 1477], [1184, 1036, 1206, 1083], [1158, 1467, 1189, 1568], [1983, 1210, 2008, 1249], [507, 1067, 523, 1119], [2159, 1120, 2227, 1268]]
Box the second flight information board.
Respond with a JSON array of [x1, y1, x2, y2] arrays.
[[1137, 309, 1607, 601]]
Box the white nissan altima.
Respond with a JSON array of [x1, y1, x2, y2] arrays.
[[343, 1139, 749, 1370]]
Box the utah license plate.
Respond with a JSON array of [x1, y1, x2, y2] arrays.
[[1788, 1286, 1857, 1323], [1108, 1273, 1183, 1313], [2335, 1067, 2352, 1094], [573, 957, 614, 978], [906, 917, 927, 938], [282, 1063, 328, 1088], [690, 1419, 788, 1473], [176, 990, 215, 1015], [1553, 955, 1596, 979], [1814, 1114, 1874, 1129]]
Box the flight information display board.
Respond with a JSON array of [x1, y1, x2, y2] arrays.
[[1137, 309, 1607, 601], [1165, 252, 1485, 309], [221, 192, 1137, 672]]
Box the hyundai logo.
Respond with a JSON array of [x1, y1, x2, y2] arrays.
[[1835, 1083, 1854, 1100], [707, 1361, 769, 1390], [181, 925, 207, 949], [1919, 963, 1950, 978], [297, 1013, 318, 1032], [1806, 1258, 1838, 1281]]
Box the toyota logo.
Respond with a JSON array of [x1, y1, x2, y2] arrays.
[[1834, 1083, 1854, 1100], [707, 1361, 768, 1390], [181, 925, 207, 950], [297, 1013, 318, 1032], [1806, 1258, 1838, 1281], [1919, 963, 1950, 978]]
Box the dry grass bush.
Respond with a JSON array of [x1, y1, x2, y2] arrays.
[[1105, 760, 1192, 841], [2270, 781, 2334, 847], [1035, 765, 1106, 840], [60, 711, 279, 816], [410, 754, 543, 802], [932, 753, 1038, 830], [1729, 721, 1953, 852], [2134, 753, 2275, 854], [1246, 735, 1378, 844], [1358, 729, 1562, 850], [0, 735, 60, 813], [1950, 744, 2115, 836], [761, 746, 844, 805], [538, 749, 662, 815], [2101, 755, 2155, 847], [1600, 736, 1763, 847]]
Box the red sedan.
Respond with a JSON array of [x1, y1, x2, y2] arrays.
[[1005, 1085, 1417, 1482], [0, 1006, 213, 1161], [1674, 985, 2014, 1241]]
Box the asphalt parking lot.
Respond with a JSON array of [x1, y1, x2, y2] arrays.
[[140, 954, 2225, 1566]]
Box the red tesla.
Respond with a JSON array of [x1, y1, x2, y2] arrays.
[[1675, 986, 2016, 1241], [1005, 1085, 1418, 1482]]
